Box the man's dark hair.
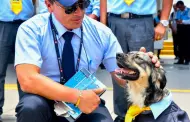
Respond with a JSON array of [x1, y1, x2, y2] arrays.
[[176, 1, 184, 6], [48, 0, 55, 4]]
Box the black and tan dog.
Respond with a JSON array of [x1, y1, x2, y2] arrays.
[[115, 52, 190, 122]]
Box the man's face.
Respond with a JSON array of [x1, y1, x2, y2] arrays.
[[173, 5, 177, 11], [177, 4, 185, 11], [46, 0, 85, 30]]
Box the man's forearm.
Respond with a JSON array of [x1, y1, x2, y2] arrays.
[[100, 0, 107, 25], [161, 0, 173, 20], [17, 67, 78, 104]]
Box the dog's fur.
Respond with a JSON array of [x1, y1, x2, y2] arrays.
[[115, 51, 167, 108]]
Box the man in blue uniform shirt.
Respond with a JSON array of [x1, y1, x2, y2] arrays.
[[175, 1, 190, 65], [101, 0, 173, 122], [15, 0, 120, 121], [0, 0, 35, 121]]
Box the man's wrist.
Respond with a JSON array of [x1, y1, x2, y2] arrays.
[[160, 20, 169, 27], [75, 90, 82, 107], [70, 89, 81, 104]]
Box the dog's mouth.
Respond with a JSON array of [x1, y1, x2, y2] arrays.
[[115, 62, 140, 81]]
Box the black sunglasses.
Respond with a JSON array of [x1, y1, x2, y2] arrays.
[[55, 0, 90, 14]]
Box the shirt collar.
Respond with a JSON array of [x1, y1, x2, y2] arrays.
[[51, 13, 81, 39], [150, 90, 172, 119]]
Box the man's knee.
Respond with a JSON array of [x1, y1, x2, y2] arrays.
[[16, 94, 52, 121]]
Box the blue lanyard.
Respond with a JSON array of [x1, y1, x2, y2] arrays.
[[49, 14, 83, 84]]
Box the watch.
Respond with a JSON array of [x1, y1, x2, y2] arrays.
[[160, 20, 169, 27]]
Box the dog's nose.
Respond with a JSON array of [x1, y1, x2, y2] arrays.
[[116, 53, 124, 60]]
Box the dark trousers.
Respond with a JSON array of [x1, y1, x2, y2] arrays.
[[0, 21, 23, 115], [172, 32, 179, 57], [177, 24, 190, 62], [16, 94, 113, 122], [108, 15, 154, 118]]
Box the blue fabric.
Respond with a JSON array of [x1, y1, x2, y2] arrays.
[[15, 13, 123, 83], [85, 0, 100, 17], [150, 91, 172, 119], [135, 101, 190, 122], [57, 0, 77, 6], [107, 0, 157, 15], [176, 7, 190, 20], [62, 32, 75, 81], [38, 0, 48, 14], [0, 0, 35, 21], [154, 16, 160, 24]]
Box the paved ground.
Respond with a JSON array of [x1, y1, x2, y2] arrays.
[[2, 57, 190, 122]]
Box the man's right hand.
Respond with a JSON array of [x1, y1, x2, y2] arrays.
[[77, 88, 104, 114]]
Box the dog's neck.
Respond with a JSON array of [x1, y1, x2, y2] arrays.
[[126, 84, 146, 108], [126, 84, 167, 108]]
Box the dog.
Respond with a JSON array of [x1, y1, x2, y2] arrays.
[[115, 51, 190, 122]]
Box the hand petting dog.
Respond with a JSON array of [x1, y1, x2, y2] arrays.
[[113, 47, 161, 87]]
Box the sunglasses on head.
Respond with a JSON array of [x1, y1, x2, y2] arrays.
[[55, 0, 90, 14]]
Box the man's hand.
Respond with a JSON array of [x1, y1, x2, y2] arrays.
[[140, 47, 161, 68], [77, 88, 104, 114], [88, 14, 98, 20], [154, 23, 166, 41]]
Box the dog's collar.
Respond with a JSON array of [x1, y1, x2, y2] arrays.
[[150, 90, 172, 119]]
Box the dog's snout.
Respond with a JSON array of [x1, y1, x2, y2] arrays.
[[116, 53, 124, 60]]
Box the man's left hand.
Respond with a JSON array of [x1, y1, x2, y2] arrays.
[[154, 23, 166, 41], [140, 47, 161, 68]]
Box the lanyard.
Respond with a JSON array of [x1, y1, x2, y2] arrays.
[[49, 14, 83, 84]]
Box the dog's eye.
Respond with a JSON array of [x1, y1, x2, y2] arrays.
[[136, 56, 144, 61]]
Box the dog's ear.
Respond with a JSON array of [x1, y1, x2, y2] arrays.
[[151, 68, 167, 89], [145, 68, 167, 106]]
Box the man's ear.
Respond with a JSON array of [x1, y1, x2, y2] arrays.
[[45, 0, 54, 13]]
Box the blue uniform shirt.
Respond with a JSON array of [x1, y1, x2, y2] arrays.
[[107, 0, 157, 15], [176, 7, 190, 25], [38, 0, 48, 14], [15, 13, 122, 82], [0, 0, 35, 21], [85, 0, 100, 17]]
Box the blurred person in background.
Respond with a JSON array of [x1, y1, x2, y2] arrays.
[[169, 4, 179, 60], [175, 1, 190, 65], [0, 0, 36, 121]]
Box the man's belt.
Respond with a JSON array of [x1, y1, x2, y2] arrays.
[[0, 19, 25, 24], [108, 12, 153, 19]]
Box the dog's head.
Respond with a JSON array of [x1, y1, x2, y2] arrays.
[[115, 52, 167, 107]]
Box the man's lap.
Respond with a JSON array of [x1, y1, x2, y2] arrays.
[[16, 94, 113, 122]]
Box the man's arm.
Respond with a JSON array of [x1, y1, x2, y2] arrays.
[[160, 0, 173, 20], [154, 0, 173, 40], [87, 0, 100, 20], [16, 64, 79, 103], [100, 0, 107, 25]]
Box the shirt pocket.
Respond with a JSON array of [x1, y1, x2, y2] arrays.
[[89, 57, 102, 73]]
